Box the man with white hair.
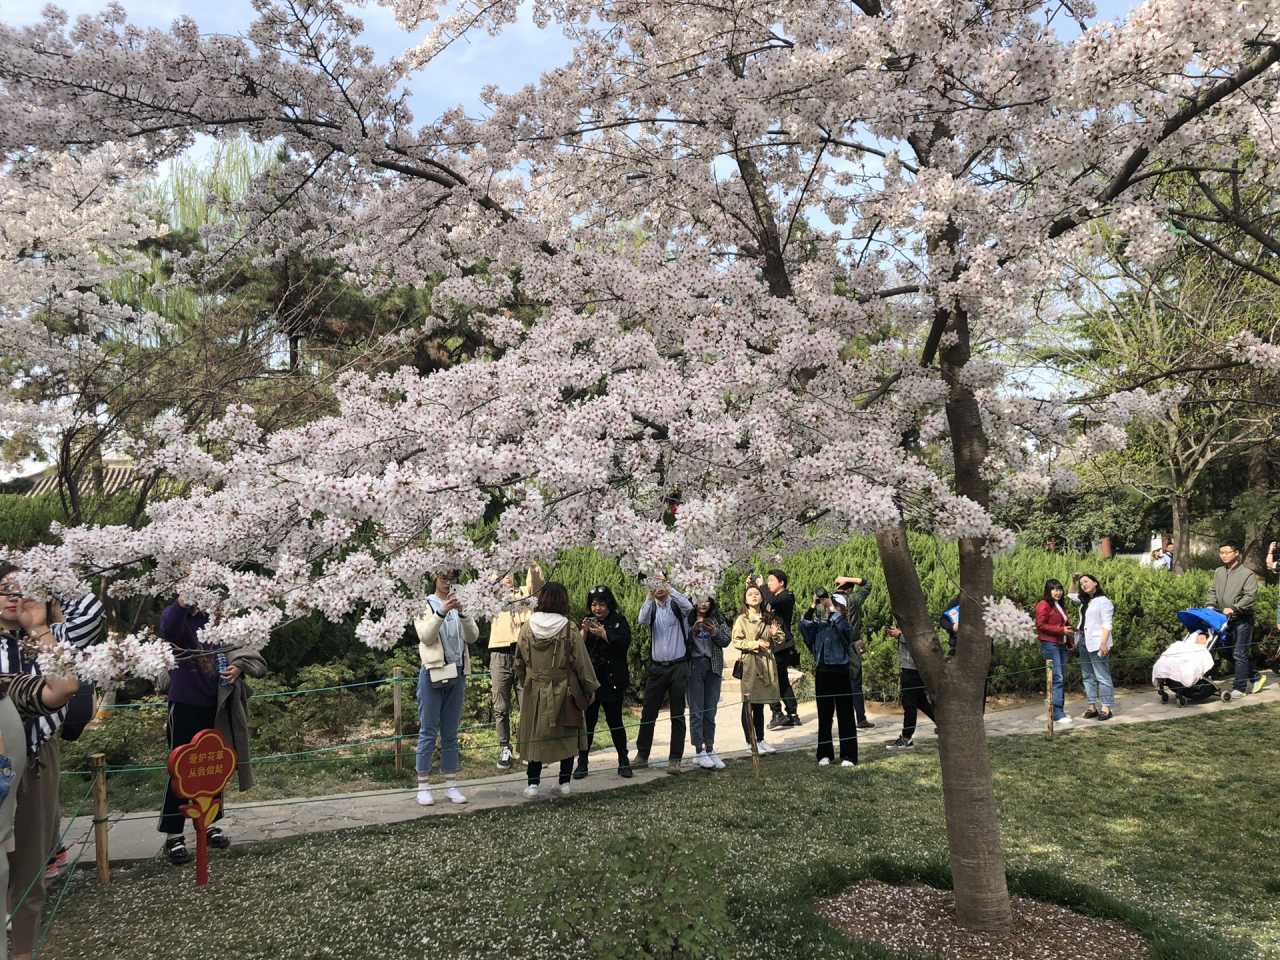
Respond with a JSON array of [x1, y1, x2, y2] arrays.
[[632, 575, 693, 773]]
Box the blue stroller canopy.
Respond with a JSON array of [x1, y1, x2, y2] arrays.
[[1177, 607, 1228, 636]]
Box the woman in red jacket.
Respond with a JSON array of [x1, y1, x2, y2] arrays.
[[1035, 579, 1074, 725]]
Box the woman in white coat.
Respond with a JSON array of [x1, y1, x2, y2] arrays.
[[1070, 572, 1115, 721]]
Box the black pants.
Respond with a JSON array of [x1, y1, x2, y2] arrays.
[[815, 667, 858, 763], [527, 758, 574, 785], [741, 702, 765, 745], [585, 695, 629, 761], [158, 700, 223, 835], [635, 660, 688, 761], [901, 668, 935, 741], [770, 648, 798, 716], [849, 657, 868, 722]]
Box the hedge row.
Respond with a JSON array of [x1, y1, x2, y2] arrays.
[[0, 492, 137, 550], [547, 537, 1280, 701]]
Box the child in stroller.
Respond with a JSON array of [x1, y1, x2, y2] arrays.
[[1154, 608, 1239, 705]]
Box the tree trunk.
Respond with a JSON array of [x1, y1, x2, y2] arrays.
[[875, 524, 1012, 932], [1244, 443, 1271, 574], [868, 278, 1013, 931], [934, 685, 1009, 926], [1171, 493, 1192, 574]]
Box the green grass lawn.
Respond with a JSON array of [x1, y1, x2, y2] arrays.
[[42, 704, 1280, 960]]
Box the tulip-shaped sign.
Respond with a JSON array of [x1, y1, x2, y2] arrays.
[[167, 728, 237, 886]]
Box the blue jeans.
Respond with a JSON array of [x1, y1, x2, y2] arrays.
[[1040, 641, 1068, 720], [1227, 618, 1259, 693], [686, 657, 722, 752], [415, 668, 465, 777], [1078, 645, 1114, 708]]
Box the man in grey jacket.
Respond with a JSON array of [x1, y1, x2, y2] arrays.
[[1207, 542, 1267, 697]]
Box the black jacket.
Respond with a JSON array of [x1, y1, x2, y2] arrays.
[[585, 612, 631, 701], [761, 587, 796, 650]]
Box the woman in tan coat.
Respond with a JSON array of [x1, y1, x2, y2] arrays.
[[731, 584, 781, 755], [515, 582, 599, 798]]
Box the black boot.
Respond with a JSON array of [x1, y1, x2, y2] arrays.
[[572, 750, 589, 779], [617, 755, 633, 778]]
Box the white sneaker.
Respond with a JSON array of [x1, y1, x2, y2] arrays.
[[416, 786, 434, 806], [522, 784, 539, 799], [708, 752, 726, 769], [445, 785, 468, 805], [818, 757, 831, 767], [1055, 715, 1072, 726], [758, 741, 776, 755], [840, 760, 855, 768], [558, 783, 571, 797], [697, 752, 715, 770]]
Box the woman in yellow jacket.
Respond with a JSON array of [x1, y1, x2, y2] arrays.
[[732, 583, 781, 754]]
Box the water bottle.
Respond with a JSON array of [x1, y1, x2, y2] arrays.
[[216, 651, 230, 686]]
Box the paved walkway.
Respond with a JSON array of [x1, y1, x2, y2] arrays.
[[63, 669, 1280, 865]]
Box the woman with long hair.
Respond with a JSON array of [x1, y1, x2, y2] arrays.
[[731, 583, 780, 755], [687, 596, 730, 770], [516, 582, 599, 797], [1035, 579, 1074, 725], [1070, 573, 1115, 720]]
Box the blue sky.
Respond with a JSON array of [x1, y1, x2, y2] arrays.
[[0, 0, 1141, 124]]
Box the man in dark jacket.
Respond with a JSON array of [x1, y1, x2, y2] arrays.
[[835, 577, 875, 729], [756, 570, 800, 729], [798, 593, 858, 766]]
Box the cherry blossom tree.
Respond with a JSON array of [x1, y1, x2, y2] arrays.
[[4, 0, 1280, 931]]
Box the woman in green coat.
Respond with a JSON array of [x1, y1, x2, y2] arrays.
[[515, 582, 599, 798], [731, 584, 781, 755]]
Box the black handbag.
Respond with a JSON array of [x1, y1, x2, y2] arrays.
[[60, 682, 95, 741]]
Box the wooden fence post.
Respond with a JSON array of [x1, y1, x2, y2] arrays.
[[1045, 659, 1054, 739], [91, 753, 110, 885], [392, 667, 403, 773]]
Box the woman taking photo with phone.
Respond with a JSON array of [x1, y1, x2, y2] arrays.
[[575, 585, 632, 780], [731, 583, 780, 755], [415, 570, 479, 807], [687, 596, 730, 770], [1070, 572, 1115, 721]]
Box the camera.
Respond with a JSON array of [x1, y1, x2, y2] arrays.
[[814, 587, 830, 600]]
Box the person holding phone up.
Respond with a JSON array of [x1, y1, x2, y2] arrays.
[[415, 570, 479, 807], [575, 585, 633, 780]]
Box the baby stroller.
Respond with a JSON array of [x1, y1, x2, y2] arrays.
[[1154, 608, 1234, 706]]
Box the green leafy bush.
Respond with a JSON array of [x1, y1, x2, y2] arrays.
[[0, 492, 137, 549], [62, 699, 167, 772]]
